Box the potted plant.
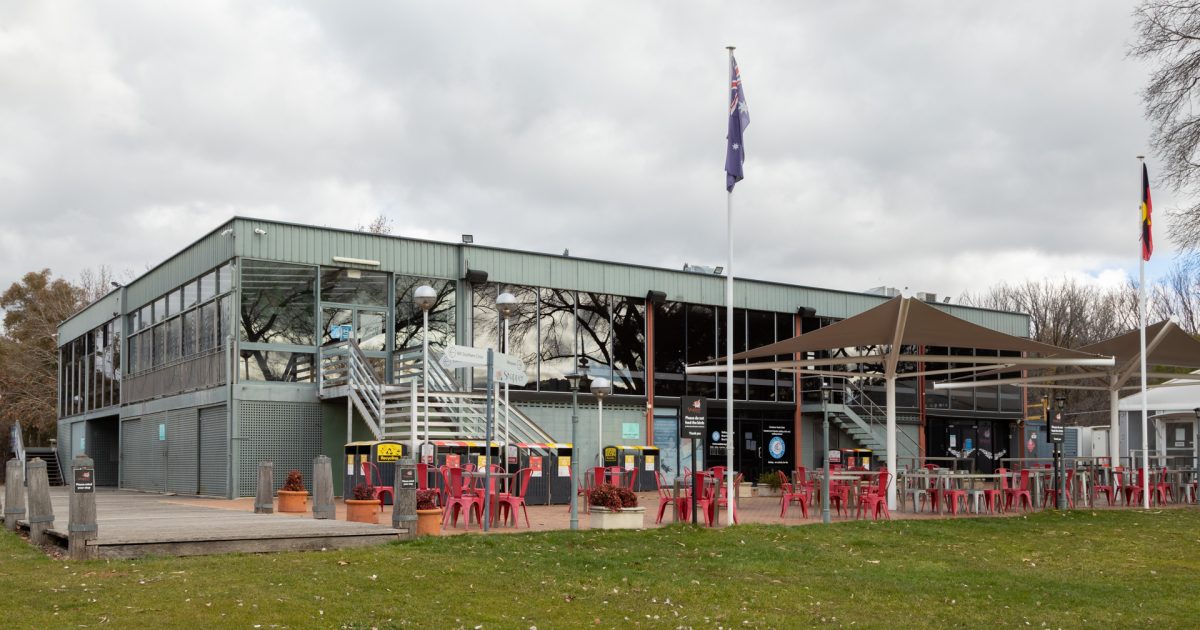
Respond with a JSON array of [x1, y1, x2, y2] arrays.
[[754, 471, 783, 497], [277, 470, 308, 513], [346, 483, 381, 524], [415, 489, 442, 536], [588, 483, 645, 530]]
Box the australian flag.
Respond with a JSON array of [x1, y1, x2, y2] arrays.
[[725, 54, 750, 192]]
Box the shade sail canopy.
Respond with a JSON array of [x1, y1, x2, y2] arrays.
[[1118, 373, 1200, 411], [727, 296, 1102, 364], [1077, 320, 1200, 371]]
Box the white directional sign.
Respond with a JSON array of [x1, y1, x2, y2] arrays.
[[439, 345, 528, 386]]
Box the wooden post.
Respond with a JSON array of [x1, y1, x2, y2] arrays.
[[391, 457, 416, 539], [312, 456, 335, 520], [4, 458, 24, 531], [68, 455, 97, 560], [26, 458, 54, 546], [254, 461, 274, 514]]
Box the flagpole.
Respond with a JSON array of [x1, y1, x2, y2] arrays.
[[1138, 155, 1150, 510], [725, 45, 736, 527]]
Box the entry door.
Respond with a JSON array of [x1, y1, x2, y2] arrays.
[[322, 306, 389, 379], [1165, 421, 1195, 468], [735, 420, 763, 482]]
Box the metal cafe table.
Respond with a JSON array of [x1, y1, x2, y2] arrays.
[[464, 470, 516, 527], [805, 470, 882, 512]]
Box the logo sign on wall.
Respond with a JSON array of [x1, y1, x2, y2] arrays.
[[768, 436, 786, 460], [680, 396, 707, 439]]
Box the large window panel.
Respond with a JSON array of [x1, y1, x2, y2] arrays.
[[199, 272, 217, 303], [395, 276, 457, 353], [611, 297, 646, 394], [538, 288, 577, 391], [240, 260, 316, 345], [320, 268, 388, 306], [239, 350, 315, 382], [182, 311, 198, 356], [746, 310, 776, 401], [199, 301, 217, 353], [152, 324, 166, 368], [167, 317, 182, 362], [470, 283, 499, 385], [685, 304, 716, 398], [577, 292, 611, 382], [652, 301, 687, 397], [775, 314, 795, 402]]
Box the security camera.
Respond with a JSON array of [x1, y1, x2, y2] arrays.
[[253, 228, 267, 236]]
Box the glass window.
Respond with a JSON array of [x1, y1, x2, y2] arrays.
[[537, 288, 576, 391], [395, 276, 457, 353], [611, 296, 646, 395], [321, 307, 353, 346], [128, 333, 139, 374], [218, 294, 232, 346], [153, 298, 167, 324], [167, 317, 182, 362], [139, 331, 152, 373], [239, 350, 316, 382], [140, 305, 152, 329], [183, 281, 199, 309], [199, 272, 217, 303], [717, 308, 747, 399], [775, 315, 795, 402], [152, 324, 166, 367], [685, 304, 716, 398], [182, 311, 198, 356], [357, 311, 387, 352], [217, 263, 233, 294], [652, 301, 687, 397], [199, 301, 217, 353], [747, 310, 776, 401], [577, 292, 612, 383], [471, 283, 499, 384], [319, 267, 388, 306], [240, 260, 317, 345]]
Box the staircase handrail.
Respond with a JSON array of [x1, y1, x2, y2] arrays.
[[835, 375, 922, 457], [319, 340, 385, 439]]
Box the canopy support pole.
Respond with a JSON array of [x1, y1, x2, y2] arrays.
[[886, 375, 897, 510], [1109, 388, 1120, 469]]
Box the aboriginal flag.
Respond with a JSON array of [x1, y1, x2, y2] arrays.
[[1141, 163, 1153, 261]]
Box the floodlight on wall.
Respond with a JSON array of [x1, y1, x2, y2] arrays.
[[110, 281, 122, 289], [332, 256, 381, 267], [646, 290, 666, 305], [713, 266, 724, 275], [462, 234, 474, 244], [464, 269, 488, 284], [797, 306, 817, 318], [253, 228, 267, 236], [220, 228, 234, 237]]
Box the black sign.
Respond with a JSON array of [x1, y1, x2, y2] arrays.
[[1048, 412, 1065, 443], [73, 467, 95, 494], [399, 467, 417, 490], [680, 396, 707, 439]]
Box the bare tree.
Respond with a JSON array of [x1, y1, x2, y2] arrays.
[[1151, 260, 1200, 333], [1132, 1, 1200, 251], [357, 215, 394, 235]]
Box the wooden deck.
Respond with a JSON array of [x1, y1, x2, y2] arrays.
[[4, 487, 400, 558]]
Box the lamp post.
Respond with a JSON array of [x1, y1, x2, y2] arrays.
[[414, 285, 437, 462], [591, 377, 611, 467], [496, 292, 518, 450], [820, 380, 837, 525], [564, 360, 588, 530], [1194, 408, 1200, 472], [1054, 394, 1067, 510]]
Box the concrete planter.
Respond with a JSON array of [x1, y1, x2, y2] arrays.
[[739, 482, 754, 499], [589, 506, 645, 530], [754, 486, 782, 498], [276, 490, 308, 513], [345, 499, 381, 524], [416, 508, 443, 536]]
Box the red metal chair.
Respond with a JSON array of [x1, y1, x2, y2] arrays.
[[1043, 468, 1075, 508], [360, 461, 394, 511], [983, 468, 1007, 514], [1123, 468, 1145, 506], [828, 478, 852, 517], [1092, 467, 1117, 506], [442, 467, 483, 529], [856, 469, 891, 520], [1005, 469, 1033, 512], [654, 471, 685, 524], [679, 470, 716, 525], [1153, 468, 1173, 505], [779, 470, 809, 518], [498, 468, 534, 528]]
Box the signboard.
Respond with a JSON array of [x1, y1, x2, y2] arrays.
[[73, 467, 95, 494], [506, 444, 518, 465], [624, 454, 635, 471], [159, 423, 166, 441], [644, 454, 655, 472], [376, 442, 403, 463], [557, 456, 571, 477], [439, 345, 528, 386], [346, 454, 354, 475], [680, 396, 706, 439], [476, 455, 488, 470], [398, 467, 417, 489], [622, 423, 640, 439], [446, 454, 461, 468], [331, 324, 353, 341], [420, 442, 435, 464], [1048, 412, 1065, 443], [530, 456, 543, 477]]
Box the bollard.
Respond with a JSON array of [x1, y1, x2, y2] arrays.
[[254, 461, 274, 514], [4, 458, 25, 531], [312, 456, 335, 520], [391, 457, 416, 539], [672, 478, 681, 523], [68, 455, 97, 560], [26, 458, 54, 546]]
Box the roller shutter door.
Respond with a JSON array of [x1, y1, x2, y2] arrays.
[[198, 406, 228, 496]]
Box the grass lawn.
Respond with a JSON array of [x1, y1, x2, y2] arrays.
[[1, 508, 1197, 629]]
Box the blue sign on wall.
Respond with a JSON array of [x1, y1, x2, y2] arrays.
[[332, 324, 353, 341]]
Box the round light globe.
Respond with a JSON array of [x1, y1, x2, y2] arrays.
[[496, 292, 518, 318], [590, 376, 611, 399], [414, 285, 437, 311]]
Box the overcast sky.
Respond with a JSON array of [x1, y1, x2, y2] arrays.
[[0, 1, 1179, 303]]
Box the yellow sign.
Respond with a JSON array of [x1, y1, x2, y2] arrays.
[[624, 454, 635, 471], [644, 455, 655, 472], [557, 456, 571, 477], [376, 443, 403, 462], [477, 455, 488, 470]]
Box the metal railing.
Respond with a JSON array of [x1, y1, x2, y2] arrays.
[[319, 341, 384, 439]]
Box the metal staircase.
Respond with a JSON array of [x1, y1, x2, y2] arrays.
[[318, 341, 555, 445], [801, 377, 921, 460]]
